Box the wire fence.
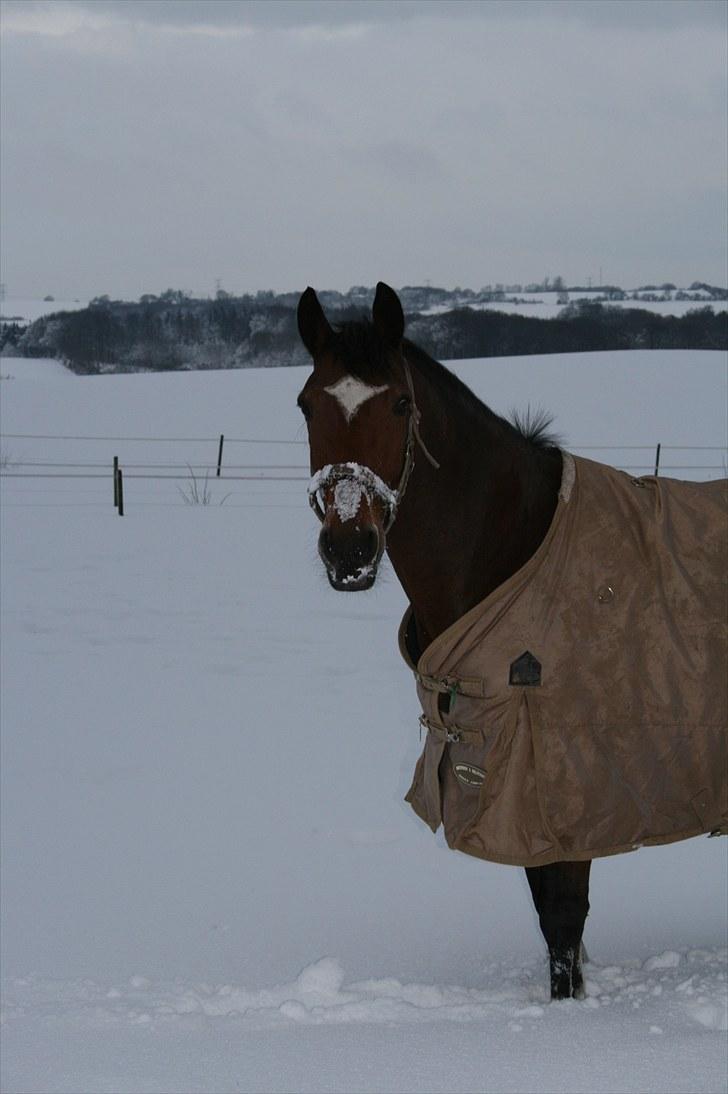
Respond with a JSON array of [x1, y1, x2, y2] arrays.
[[1, 433, 308, 444], [1, 432, 726, 511]]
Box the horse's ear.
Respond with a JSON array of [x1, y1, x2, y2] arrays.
[[297, 287, 333, 359], [372, 282, 405, 345]]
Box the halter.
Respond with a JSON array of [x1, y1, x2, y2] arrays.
[[307, 356, 440, 535]]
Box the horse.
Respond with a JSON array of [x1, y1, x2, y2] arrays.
[[295, 281, 727, 1001]]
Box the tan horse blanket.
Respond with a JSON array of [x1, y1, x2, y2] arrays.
[[400, 454, 727, 867]]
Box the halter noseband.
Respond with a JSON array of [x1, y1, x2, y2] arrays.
[[307, 356, 439, 535]]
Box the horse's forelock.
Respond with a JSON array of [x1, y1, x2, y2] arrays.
[[329, 319, 395, 382]]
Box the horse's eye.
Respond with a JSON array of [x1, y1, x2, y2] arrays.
[[393, 395, 411, 416], [297, 398, 312, 421]]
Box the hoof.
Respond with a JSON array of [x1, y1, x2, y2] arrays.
[[550, 979, 584, 1001], [550, 947, 584, 1000]]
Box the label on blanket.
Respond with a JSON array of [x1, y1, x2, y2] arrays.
[[509, 650, 542, 686], [453, 761, 486, 788]]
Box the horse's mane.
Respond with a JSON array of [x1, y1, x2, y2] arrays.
[[331, 318, 560, 452]]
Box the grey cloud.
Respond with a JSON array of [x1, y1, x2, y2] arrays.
[[345, 141, 446, 185], [4, 0, 726, 32], [2, 0, 725, 297]]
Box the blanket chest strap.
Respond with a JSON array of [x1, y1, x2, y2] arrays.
[[415, 672, 485, 698], [419, 714, 483, 746]]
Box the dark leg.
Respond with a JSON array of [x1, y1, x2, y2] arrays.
[[525, 860, 592, 1000]]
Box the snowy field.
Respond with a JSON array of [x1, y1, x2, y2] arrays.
[[421, 291, 725, 319], [423, 299, 725, 319], [1, 351, 727, 1094]]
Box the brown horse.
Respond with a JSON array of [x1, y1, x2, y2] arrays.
[[297, 283, 727, 1000], [297, 281, 592, 999]]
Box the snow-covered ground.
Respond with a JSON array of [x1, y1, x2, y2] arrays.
[[1, 351, 726, 1093]]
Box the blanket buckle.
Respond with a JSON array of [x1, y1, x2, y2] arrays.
[[418, 714, 461, 743]]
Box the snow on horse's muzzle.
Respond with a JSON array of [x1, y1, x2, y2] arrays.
[[308, 463, 391, 590]]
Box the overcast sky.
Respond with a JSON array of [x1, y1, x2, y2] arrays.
[[1, 0, 726, 299]]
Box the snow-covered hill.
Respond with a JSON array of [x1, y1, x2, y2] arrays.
[[1, 351, 726, 1093]]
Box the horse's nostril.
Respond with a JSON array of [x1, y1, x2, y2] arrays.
[[351, 528, 378, 562], [320, 528, 337, 563], [320, 526, 379, 570]]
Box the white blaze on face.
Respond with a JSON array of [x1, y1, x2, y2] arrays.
[[324, 375, 388, 424]]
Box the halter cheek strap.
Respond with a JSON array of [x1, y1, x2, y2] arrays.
[[401, 357, 440, 473], [307, 356, 439, 533]]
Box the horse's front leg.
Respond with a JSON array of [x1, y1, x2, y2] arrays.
[[525, 860, 591, 1000]]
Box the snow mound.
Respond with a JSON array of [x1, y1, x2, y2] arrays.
[[4, 948, 725, 1033]]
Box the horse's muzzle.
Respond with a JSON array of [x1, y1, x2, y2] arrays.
[[319, 524, 382, 591]]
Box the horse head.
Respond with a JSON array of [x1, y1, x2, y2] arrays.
[[296, 282, 417, 591]]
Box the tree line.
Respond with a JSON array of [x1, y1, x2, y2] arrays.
[[3, 290, 726, 374], [406, 301, 727, 361]]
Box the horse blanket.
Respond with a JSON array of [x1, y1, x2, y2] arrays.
[[401, 453, 727, 867]]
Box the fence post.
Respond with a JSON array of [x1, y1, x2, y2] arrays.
[[117, 467, 124, 516], [654, 443, 661, 477], [217, 434, 224, 477], [113, 456, 119, 506]]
